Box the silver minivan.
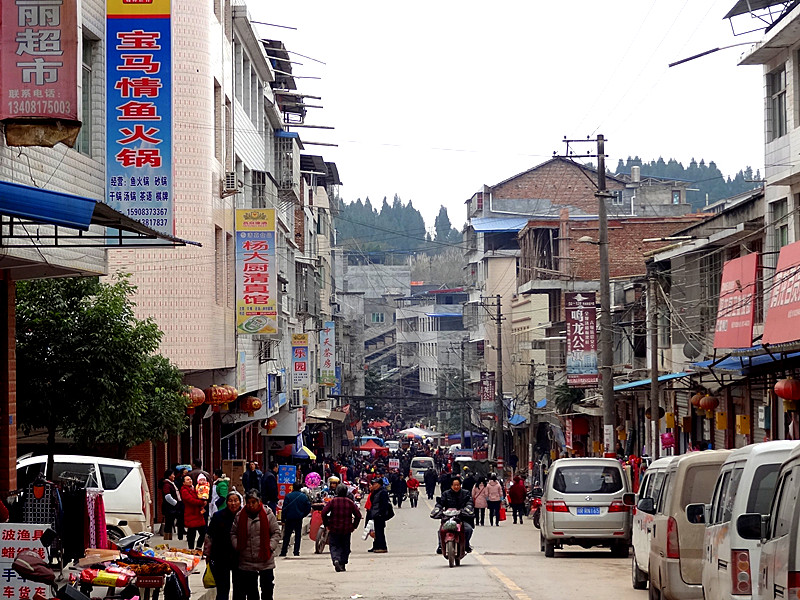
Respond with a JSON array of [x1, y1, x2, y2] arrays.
[[632, 456, 676, 590], [690, 441, 799, 600], [540, 457, 632, 557]]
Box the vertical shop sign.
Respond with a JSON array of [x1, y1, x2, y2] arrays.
[[291, 333, 309, 388], [565, 292, 599, 387], [714, 253, 758, 349], [764, 240, 800, 345], [106, 0, 173, 235], [276, 465, 295, 514], [565, 418, 573, 449], [319, 320, 336, 386], [1, 0, 79, 121], [235, 209, 277, 335], [479, 371, 495, 419], [237, 351, 247, 393]]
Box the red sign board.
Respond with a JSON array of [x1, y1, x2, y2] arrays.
[[1, 0, 79, 121], [479, 371, 495, 419], [764, 241, 800, 345], [714, 253, 758, 349], [565, 292, 599, 387]]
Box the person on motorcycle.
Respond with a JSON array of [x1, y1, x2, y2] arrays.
[[434, 477, 474, 554]]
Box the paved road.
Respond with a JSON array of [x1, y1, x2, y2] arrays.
[[272, 496, 649, 600]]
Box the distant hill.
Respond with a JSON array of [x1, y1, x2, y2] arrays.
[[615, 156, 762, 211]]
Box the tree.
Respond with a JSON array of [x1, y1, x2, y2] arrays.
[[15, 274, 188, 470], [552, 383, 585, 414]]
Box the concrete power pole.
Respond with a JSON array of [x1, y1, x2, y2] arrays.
[[648, 268, 661, 459], [527, 362, 536, 486], [494, 294, 504, 469], [596, 135, 616, 457]]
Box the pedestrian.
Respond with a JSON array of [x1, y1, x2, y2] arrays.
[[471, 477, 488, 526], [406, 473, 420, 508], [366, 478, 391, 553], [230, 490, 281, 600], [423, 466, 437, 499], [322, 484, 362, 572], [188, 458, 211, 486], [508, 475, 526, 524], [279, 481, 311, 557], [203, 491, 242, 600], [260, 462, 279, 514], [242, 462, 262, 493], [160, 469, 181, 541], [486, 473, 503, 526], [462, 468, 476, 493], [391, 473, 407, 508], [181, 474, 208, 549], [439, 469, 453, 496], [211, 471, 231, 518]]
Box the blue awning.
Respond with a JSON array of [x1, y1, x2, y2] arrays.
[[693, 349, 800, 375], [0, 179, 95, 230], [508, 414, 527, 426], [614, 372, 691, 391], [470, 216, 529, 233]]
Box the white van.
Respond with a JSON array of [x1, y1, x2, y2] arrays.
[[409, 456, 436, 480], [385, 441, 400, 454], [736, 443, 800, 600], [17, 454, 152, 541], [631, 456, 676, 590], [691, 441, 800, 600]]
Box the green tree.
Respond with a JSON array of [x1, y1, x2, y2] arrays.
[[552, 383, 585, 414], [15, 274, 188, 470]]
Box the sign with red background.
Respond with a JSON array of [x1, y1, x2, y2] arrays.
[[764, 241, 800, 344], [714, 253, 758, 349]]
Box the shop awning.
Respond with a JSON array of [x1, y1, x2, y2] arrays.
[[0, 179, 199, 247], [508, 414, 527, 426], [308, 407, 347, 422], [693, 349, 800, 375], [613, 372, 691, 391]]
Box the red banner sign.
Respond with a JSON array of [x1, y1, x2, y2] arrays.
[[714, 253, 758, 349], [479, 371, 495, 419], [764, 241, 800, 345], [1, 0, 79, 121], [565, 292, 599, 387]]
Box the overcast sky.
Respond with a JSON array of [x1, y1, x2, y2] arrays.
[[250, 1, 765, 232]]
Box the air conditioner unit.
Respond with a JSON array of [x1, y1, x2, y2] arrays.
[[221, 171, 243, 198], [290, 389, 302, 409]]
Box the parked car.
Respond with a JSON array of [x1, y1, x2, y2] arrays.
[[645, 450, 730, 600], [17, 454, 152, 541], [385, 440, 400, 454], [631, 456, 676, 590], [540, 457, 632, 558], [737, 443, 800, 600], [688, 441, 800, 600], [410, 456, 436, 480]]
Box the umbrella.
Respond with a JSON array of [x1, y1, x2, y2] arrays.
[[275, 444, 317, 460], [369, 420, 391, 428], [356, 440, 389, 453], [398, 427, 437, 438]]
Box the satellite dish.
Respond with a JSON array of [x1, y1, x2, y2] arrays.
[[683, 340, 702, 360], [536, 398, 547, 409]]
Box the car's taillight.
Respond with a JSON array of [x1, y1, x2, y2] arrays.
[[546, 500, 569, 512], [731, 550, 752, 595], [787, 572, 800, 600], [666, 516, 680, 559], [608, 500, 629, 513]]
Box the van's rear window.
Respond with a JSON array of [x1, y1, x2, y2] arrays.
[[680, 465, 720, 507], [552, 466, 623, 494], [99, 465, 133, 490]]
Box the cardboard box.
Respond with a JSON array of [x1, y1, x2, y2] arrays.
[[222, 459, 248, 490]]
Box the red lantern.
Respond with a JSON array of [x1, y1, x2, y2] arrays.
[[699, 394, 719, 418], [205, 385, 231, 412], [184, 387, 205, 415], [775, 377, 800, 402], [690, 392, 704, 408], [222, 384, 239, 405], [264, 418, 278, 433], [240, 396, 262, 416]]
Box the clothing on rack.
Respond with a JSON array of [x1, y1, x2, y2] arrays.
[[60, 487, 87, 561]]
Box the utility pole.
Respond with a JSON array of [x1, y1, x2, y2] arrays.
[[527, 362, 536, 486], [495, 294, 504, 468], [648, 267, 661, 459], [595, 135, 616, 458], [461, 338, 467, 449]]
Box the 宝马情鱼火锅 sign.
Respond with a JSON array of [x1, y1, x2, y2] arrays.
[[565, 292, 599, 387], [106, 0, 173, 235], [235, 209, 277, 336]]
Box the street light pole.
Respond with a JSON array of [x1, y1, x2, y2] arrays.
[[595, 134, 616, 457]]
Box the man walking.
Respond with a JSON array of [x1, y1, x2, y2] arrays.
[[367, 478, 391, 553], [242, 462, 262, 493], [322, 485, 361, 572], [423, 466, 438, 500], [261, 462, 279, 514], [279, 482, 311, 557]]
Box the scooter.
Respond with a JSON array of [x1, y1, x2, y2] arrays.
[[435, 508, 466, 568], [529, 486, 543, 529]]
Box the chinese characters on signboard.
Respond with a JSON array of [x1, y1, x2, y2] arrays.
[[0, 524, 51, 600], [319, 321, 336, 386], [565, 292, 599, 387], [479, 371, 495, 419], [1, 0, 78, 121], [106, 0, 173, 235], [291, 333, 309, 389], [714, 253, 758, 349], [763, 240, 800, 345], [235, 209, 277, 336]]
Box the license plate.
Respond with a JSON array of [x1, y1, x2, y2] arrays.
[[577, 507, 600, 515]]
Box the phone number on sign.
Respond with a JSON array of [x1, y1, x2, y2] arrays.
[[7, 100, 72, 115], [136, 218, 168, 228], [127, 208, 168, 217]]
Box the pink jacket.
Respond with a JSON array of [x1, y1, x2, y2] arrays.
[[471, 483, 488, 509], [486, 480, 504, 502]]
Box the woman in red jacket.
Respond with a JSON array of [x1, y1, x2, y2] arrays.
[[181, 475, 207, 550], [508, 475, 527, 525]]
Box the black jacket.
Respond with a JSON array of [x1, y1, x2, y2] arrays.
[[205, 508, 238, 568], [439, 488, 474, 526], [423, 468, 438, 488], [261, 470, 278, 504], [368, 488, 391, 522], [391, 478, 407, 496]]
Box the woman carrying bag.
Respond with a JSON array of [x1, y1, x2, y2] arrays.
[[203, 491, 243, 599]]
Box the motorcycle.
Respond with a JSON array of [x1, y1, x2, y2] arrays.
[[529, 486, 543, 529], [310, 502, 330, 554], [432, 507, 467, 568]]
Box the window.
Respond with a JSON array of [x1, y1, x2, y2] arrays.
[[371, 313, 385, 324], [215, 226, 223, 305], [53, 462, 98, 488], [769, 468, 797, 538], [551, 465, 623, 494], [612, 190, 624, 206], [99, 464, 132, 490], [75, 38, 95, 155], [747, 463, 780, 514], [772, 199, 789, 249], [252, 171, 266, 208], [681, 465, 722, 508], [476, 193, 483, 211], [214, 82, 223, 163], [768, 66, 787, 141], [672, 190, 681, 205]]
